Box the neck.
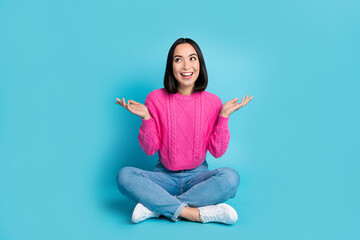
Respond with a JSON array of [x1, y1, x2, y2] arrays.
[[177, 86, 194, 96]]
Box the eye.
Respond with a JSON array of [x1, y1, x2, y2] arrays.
[[190, 57, 197, 61], [174, 58, 182, 62]]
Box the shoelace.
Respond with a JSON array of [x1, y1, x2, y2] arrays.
[[203, 207, 225, 222], [142, 209, 158, 219]]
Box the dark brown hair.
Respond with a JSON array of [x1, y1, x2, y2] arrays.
[[163, 38, 208, 93]]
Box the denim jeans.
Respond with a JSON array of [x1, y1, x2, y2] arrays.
[[116, 160, 240, 221]]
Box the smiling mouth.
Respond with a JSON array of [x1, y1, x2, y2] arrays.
[[181, 72, 193, 77]]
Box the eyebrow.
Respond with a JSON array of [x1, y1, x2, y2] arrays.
[[173, 53, 197, 59]]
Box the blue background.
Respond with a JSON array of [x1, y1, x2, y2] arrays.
[[1, 0, 359, 239]]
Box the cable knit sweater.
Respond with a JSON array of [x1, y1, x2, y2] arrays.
[[138, 88, 230, 171]]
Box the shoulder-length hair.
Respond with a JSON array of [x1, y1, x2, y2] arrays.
[[163, 38, 208, 94]]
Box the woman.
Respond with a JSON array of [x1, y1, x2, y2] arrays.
[[115, 38, 253, 224]]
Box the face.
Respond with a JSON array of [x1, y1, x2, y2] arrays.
[[172, 43, 200, 92]]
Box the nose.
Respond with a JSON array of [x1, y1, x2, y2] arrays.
[[182, 59, 190, 70]]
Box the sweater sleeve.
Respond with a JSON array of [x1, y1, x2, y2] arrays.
[[138, 93, 160, 156], [207, 98, 230, 158]]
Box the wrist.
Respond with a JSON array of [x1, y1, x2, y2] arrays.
[[220, 112, 229, 118], [142, 114, 151, 120]]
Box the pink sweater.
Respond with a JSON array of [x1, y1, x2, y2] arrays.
[[138, 88, 230, 171]]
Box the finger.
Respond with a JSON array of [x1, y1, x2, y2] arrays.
[[120, 98, 124, 108], [237, 97, 245, 108], [117, 98, 123, 107], [119, 100, 126, 107], [123, 98, 127, 109], [127, 102, 133, 112], [240, 97, 253, 108], [235, 95, 252, 110], [243, 95, 249, 104], [240, 96, 245, 106], [226, 97, 237, 103], [129, 99, 139, 105], [128, 102, 137, 114], [244, 96, 253, 105]]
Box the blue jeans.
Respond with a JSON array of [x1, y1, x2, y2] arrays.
[[116, 160, 240, 221]]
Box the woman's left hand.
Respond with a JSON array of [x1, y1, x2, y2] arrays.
[[220, 95, 253, 118]]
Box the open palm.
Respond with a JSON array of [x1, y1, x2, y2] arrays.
[[220, 95, 253, 118], [116, 97, 151, 120]]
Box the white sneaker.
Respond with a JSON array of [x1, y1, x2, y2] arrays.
[[198, 203, 238, 224], [131, 203, 160, 223]]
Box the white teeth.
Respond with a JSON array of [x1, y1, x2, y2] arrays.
[[181, 73, 192, 76]]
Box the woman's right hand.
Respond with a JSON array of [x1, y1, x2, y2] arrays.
[[116, 97, 151, 120]]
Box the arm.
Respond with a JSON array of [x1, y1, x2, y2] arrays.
[[137, 95, 160, 156], [207, 97, 231, 158], [207, 114, 230, 158]]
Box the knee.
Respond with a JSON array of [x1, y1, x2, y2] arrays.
[[217, 167, 240, 191], [116, 167, 137, 190]]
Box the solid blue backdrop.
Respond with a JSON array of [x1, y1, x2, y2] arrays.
[[0, 0, 359, 239]]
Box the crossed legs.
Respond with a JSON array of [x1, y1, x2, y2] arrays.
[[117, 166, 240, 222]]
